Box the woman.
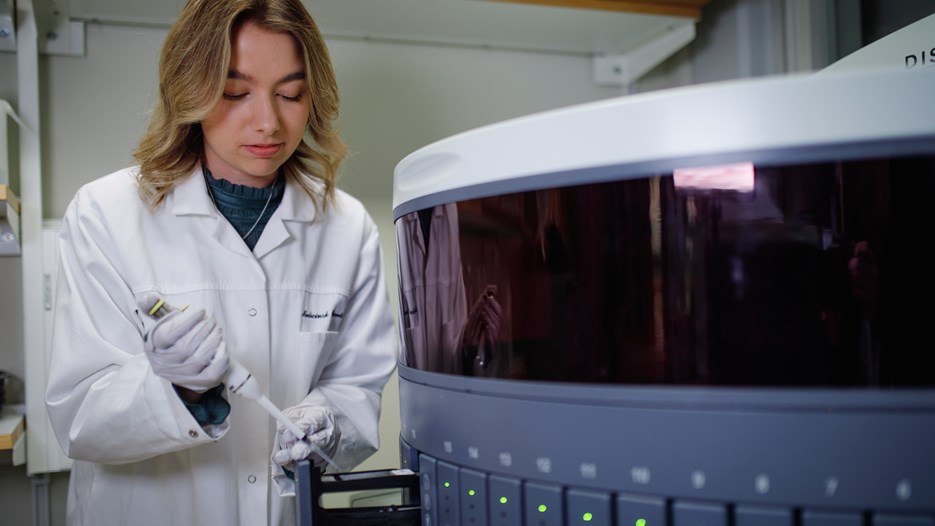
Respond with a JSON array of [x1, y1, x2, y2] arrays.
[[45, 1, 398, 524]]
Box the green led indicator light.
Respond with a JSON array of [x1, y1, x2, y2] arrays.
[[443, 482, 450, 488], [636, 519, 647, 526], [538, 504, 548, 513], [583, 512, 594, 522], [499, 497, 508, 504], [468, 490, 476, 496]]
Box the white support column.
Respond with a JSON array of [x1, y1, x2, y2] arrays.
[[783, 0, 837, 73], [19, 0, 45, 474], [735, 0, 786, 77], [17, 0, 62, 479]]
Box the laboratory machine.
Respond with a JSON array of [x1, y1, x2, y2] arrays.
[[302, 13, 935, 522], [389, 66, 935, 526]]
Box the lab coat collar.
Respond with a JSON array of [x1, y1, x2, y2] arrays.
[[169, 169, 321, 258], [168, 171, 254, 257], [170, 169, 219, 217], [275, 176, 320, 224], [169, 168, 319, 222], [251, 176, 322, 258]]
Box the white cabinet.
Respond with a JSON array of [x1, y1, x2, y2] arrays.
[[22, 222, 71, 474], [41, 223, 70, 472]]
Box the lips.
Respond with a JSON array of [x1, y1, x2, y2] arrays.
[[244, 143, 283, 158]]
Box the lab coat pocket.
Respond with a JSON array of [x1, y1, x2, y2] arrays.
[[400, 288, 421, 330], [400, 288, 423, 368], [300, 293, 348, 333]]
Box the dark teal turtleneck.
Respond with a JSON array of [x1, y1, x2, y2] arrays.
[[203, 168, 285, 250]]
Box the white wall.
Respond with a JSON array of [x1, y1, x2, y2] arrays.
[[38, 23, 632, 219]]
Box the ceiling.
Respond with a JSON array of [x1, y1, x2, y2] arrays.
[[63, 0, 710, 55]]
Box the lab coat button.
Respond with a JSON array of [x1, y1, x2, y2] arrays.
[[248, 475, 257, 484], [248, 308, 257, 317], [188, 429, 199, 438]]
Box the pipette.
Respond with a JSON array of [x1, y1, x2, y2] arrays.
[[145, 296, 339, 470]]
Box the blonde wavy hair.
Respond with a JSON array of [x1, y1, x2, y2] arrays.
[[134, 0, 346, 211]]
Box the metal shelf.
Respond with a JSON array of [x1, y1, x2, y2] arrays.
[[0, 410, 26, 466], [0, 184, 21, 256]]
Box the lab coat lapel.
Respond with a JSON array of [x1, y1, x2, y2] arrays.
[[252, 180, 316, 259], [171, 170, 254, 258]]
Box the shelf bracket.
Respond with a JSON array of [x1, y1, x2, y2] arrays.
[[0, 0, 85, 56], [593, 22, 696, 88], [1, 100, 24, 256]]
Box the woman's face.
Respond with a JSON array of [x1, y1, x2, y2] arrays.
[[201, 20, 310, 187]]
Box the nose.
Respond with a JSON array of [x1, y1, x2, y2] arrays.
[[251, 95, 280, 134]]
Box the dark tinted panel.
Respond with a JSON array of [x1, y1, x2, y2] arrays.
[[396, 155, 935, 386]]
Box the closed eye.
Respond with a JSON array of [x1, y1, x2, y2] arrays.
[[222, 93, 247, 101]]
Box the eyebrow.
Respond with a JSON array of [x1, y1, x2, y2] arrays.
[[227, 69, 305, 84]]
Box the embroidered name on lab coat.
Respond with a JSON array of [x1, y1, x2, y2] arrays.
[[300, 307, 345, 333], [302, 310, 344, 319]]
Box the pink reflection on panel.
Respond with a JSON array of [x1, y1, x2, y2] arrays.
[[673, 162, 755, 192]]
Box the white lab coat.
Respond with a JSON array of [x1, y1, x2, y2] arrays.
[[396, 204, 467, 374], [45, 167, 398, 526]]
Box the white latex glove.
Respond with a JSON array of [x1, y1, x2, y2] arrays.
[[272, 406, 340, 471], [141, 300, 230, 393]]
